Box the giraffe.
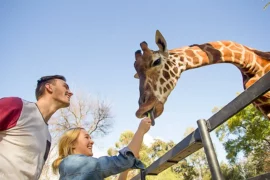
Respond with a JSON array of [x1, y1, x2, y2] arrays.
[[134, 30, 270, 124]]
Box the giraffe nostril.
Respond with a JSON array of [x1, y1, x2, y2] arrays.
[[142, 96, 146, 103], [139, 95, 147, 105]]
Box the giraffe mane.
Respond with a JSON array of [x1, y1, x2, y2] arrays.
[[253, 50, 270, 60]]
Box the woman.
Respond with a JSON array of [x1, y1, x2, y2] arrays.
[[52, 117, 151, 180]]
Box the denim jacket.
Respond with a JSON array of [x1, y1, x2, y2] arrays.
[[59, 147, 145, 180]]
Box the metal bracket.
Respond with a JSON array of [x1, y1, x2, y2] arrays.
[[206, 120, 211, 131]]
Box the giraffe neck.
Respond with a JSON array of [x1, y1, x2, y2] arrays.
[[169, 41, 259, 78]]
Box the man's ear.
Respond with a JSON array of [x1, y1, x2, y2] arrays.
[[45, 83, 53, 93], [134, 73, 139, 79]]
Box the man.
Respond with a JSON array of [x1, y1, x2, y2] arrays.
[[0, 75, 73, 180]]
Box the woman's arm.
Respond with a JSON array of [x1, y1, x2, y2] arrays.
[[97, 118, 151, 178], [118, 169, 129, 180], [127, 118, 151, 157], [60, 148, 144, 179]]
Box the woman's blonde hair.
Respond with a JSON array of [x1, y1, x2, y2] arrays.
[[52, 127, 83, 174]]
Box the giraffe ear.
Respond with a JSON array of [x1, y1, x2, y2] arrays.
[[134, 73, 139, 79], [155, 30, 167, 53]]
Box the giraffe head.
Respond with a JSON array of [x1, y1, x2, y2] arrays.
[[134, 30, 181, 120]]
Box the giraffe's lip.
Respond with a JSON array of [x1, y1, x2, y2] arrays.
[[136, 105, 154, 119], [135, 100, 164, 120]]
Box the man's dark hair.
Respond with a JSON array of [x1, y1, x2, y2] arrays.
[[35, 75, 66, 100]]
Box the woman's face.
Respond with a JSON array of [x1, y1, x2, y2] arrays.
[[73, 129, 94, 156]]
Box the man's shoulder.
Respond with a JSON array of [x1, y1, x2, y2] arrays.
[[0, 97, 36, 106], [0, 97, 24, 112], [0, 96, 23, 104], [0, 97, 24, 130]]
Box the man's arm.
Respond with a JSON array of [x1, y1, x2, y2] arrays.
[[0, 97, 22, 131]]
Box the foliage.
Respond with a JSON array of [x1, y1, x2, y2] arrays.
[[182, 127, 211, 180], [214, 103, 270, 175], [219, 154, 270, 180], [220, 162, 242, 180], [106, 130, 178, 180], [106, 128, 207, 180], [172, 160, 198, 180]]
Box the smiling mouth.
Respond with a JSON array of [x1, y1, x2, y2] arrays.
[[66, 94, 71, 100]]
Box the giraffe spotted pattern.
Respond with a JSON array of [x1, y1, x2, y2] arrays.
[[134, 30, 270, 120]]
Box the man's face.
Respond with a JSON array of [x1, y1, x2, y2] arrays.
[[73, 129, 94, 156], [50, 79, 73, 107]]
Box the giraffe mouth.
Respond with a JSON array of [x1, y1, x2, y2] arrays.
[[145, 108, 155, 126], [136, 99, 164, 123]]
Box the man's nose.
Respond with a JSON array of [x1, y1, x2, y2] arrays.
[[68, 90, 73, 96], [90, 139, 94, 145]]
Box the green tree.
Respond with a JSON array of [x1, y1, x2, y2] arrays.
[[182, 127, 211, 180], [214, 103, 270, 174], [220, 154, 269, 180], [106, 131, 194, 180], [106, 130, 152, 180], [172, 159, 198, 180], [220, 162, 242, 180]]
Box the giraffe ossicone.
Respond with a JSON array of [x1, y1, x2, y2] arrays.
[[134, 30, 270, 122]]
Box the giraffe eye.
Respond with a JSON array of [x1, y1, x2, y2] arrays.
[[152, 58, 161, 67]]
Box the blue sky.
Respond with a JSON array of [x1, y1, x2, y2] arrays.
[[1, 0, 269, 167]]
